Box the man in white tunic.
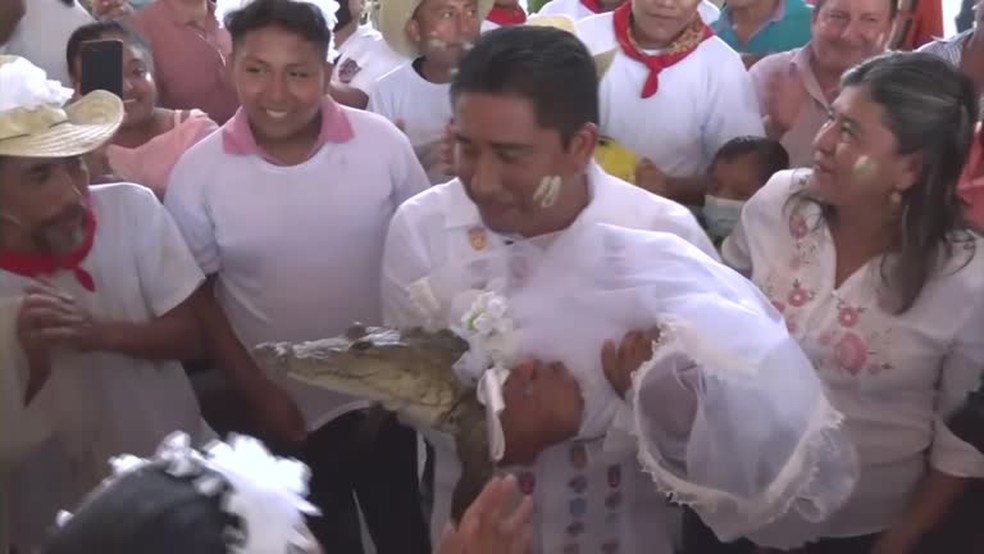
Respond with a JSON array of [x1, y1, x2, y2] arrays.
[[0, 56, 208, 552], [382, 26, 855, 553], [370, 0, 493, 184], [576, 0, 762, 206]]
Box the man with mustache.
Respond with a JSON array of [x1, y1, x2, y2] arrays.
[[369, 0, 493, 184], [0, 56, 209, 552], [748, 0, 896, 167]]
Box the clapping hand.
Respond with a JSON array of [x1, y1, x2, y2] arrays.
[[16, 281, 99, 356]]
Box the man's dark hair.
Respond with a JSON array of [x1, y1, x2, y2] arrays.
[[225, 0, 332, 57], [450, 25, 599, 147], [813, 0, 898, 20], [712, 136, 790, 184], [65, 20, 152, 82]]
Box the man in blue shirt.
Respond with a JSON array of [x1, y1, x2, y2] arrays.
[[713, 0, 812, 63]]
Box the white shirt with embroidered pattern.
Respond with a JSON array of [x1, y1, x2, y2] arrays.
[[722, 169, 984, 538]]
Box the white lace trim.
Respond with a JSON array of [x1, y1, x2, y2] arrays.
[[619, 321, 857, 547]]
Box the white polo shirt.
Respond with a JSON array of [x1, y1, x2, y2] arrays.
[[368, 62, 453, 185], [331, 25, 407, 96], [165, 103, 430, 430], [2, 183, 208, 549], [576, 12, 763, 178]]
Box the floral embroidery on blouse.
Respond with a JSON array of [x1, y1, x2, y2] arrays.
[[763, 191, 897, 378]]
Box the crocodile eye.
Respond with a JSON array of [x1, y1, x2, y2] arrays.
[[351, 340, 372, 351], [346, 324, 367, 340]]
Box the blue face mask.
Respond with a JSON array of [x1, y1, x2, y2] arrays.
[[702, 195, 744, 239]]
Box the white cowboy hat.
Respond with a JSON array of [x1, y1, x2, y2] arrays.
[[526, 14, 616, 80], [0, 56, 123, 158], [378, 0, 495, 58]]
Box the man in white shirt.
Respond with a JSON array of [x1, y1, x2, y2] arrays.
[[381, 25, 718, 552], [330, 0, 407, 108], [3, 0, 93, 86], [370, 0, 492, 184], [381, 25, 857, 553], [164, 1, 431, 552], [576, 0, 763, 206], [0, 56, 208, 551]]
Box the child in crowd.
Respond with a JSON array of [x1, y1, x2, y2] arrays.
[[702, 136, 789, 245]]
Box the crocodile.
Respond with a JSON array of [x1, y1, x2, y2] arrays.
[[254, 324, 490, 523]]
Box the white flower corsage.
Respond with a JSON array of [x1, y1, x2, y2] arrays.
[[452, 290, 518, 463]]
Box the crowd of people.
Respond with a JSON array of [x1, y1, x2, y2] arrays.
[[1, 0, 983, 552]]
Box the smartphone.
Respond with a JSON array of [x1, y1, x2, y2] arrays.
[[79, 39, 124, 98]]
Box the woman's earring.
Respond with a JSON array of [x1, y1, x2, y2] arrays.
[[890, 189, 903, 205]]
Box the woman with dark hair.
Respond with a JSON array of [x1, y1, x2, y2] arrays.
[[685, 52, 984, 554], [65, 21, 219, 198]]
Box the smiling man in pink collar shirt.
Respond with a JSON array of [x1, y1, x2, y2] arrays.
[[127, 0, 239, 123], [164, 1, 431, 552]]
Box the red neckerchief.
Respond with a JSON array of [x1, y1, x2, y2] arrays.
[[0, 208, 97, 291], [612, 3, 713, 98], [580, 0, 605, 13], [486, 4, 527, 25]]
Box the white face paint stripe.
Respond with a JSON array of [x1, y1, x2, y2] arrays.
[[853, 155, 876, 179], [533, 175, 562, 208]]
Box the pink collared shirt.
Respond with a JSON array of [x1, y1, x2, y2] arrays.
[[221, 96, 355, 163], [749, 44, 831, 168], [127, 1, 239, 124], [958, 123, 984, 229]]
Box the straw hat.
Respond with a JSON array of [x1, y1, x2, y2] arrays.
[[0, 56, 123, 158], [526, 15, 616, 80], [378, 0, 495, 58]]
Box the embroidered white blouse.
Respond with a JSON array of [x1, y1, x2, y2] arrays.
[[722, 169, 984, 538]]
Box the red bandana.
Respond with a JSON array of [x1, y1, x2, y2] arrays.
[[612, 3, 713, 98], [580, 0, 605, 13], [0, 209, 98, 291], [486, 4, 527, 25]]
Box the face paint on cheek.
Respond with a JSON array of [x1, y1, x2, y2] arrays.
[[426, 37, 448, 50], [533, 175, 562, 208], [852, 155, 877, 181]]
